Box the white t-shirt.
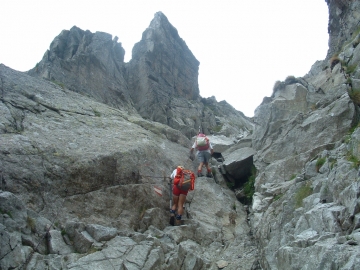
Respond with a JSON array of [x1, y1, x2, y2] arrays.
[[170, 169, 177, 179]]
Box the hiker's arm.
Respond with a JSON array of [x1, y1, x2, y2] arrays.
[[189, 148, 195, 160], [209, 142, 214, 155]]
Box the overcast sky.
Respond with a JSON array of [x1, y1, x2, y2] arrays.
[[1, 0, 329, 117]]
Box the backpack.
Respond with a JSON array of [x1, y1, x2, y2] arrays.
[[174, 166, 195, 191], [196, 133, 210, 151]]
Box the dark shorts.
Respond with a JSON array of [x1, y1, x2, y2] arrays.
[[197, 151, 211, 163], [173, 184, 188, 196]]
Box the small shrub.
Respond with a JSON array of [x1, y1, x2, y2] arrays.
[[330, 55, 340, 70], [94, 110, 101, 117], [27, 217, 36, 233], [316, 157, 326, 172], [330, 159, 337, 169], [274, 194, 283, 201], [284, 75, 297, 84], [52, 80, 65, 89], [243, 165, 257, 204], [347, 154, 360, 169], [0, 208, 12, 218], [226, 181, 235, 189], [87, 247, 100, 254], [346, 64, 357, 74], [347, 88, 360, 105], [346, 77, 352, 85], [272, 80, 285, 96], [211, 168, 217, 176], [212, 124, 223, 132], [295, 182, 313, 208], [310, 103, 317, 111], [348, 123, 360, 135]]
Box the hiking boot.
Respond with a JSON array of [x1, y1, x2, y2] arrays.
[[175, 219, 182, 226], [206, 173, 213, 178], [197, 172, 203, 177]]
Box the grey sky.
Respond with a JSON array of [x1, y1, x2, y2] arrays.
[[0, 0, 329, 116]]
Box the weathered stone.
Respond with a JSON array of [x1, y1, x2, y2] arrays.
[[142, 247, 165, 270], [139, 207, 165, 233], [222, 147, 256, 180], [350, 127, 360, 159], [216, 259, 229, 268], [48, 229, 74, 255], [0, 191, 27, 230], [85, 224, 118, 242], [73, 230, 94, 254]]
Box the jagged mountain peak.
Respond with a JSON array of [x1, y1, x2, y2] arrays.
[[29, 12, 251, 139]]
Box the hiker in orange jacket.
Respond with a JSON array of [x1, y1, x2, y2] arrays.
[[190, 133, 214, 177], [169, 166, 195, 225]]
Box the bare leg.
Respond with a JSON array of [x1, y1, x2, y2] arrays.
[[198, 162, 204, 172], [177, 194, 187, 216], [172, 195, 179, 212]]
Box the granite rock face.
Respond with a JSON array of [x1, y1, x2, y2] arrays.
[[28, 26, 135, 113], [28, 12, 253, 140], [249, 1, 360, 269], [0, 64, 257, 269], [326, 0, 360, 59]]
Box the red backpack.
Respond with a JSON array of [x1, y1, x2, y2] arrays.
[[196, 133, 210, 151], [174, 166, 195, 191]]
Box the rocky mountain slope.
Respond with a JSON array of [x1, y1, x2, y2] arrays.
[[28, 12, 252, 139], [1, 1, 360, 269]]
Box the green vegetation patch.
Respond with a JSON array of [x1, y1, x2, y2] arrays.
[[212, 124, 223, 132], [243, 165, 257, 204], [94, 110, 101, 117], [0, 208, 13, 218], [295, 182, 313, 208], [316, 157, 326, 172], [27, 217, 36, 232], [226, 181, 235, 189], [274, 194, 283, 201], [345, 64, 357, 74], [347, 154, 360, 169], [52, 80, 65, 89], [347, 87, 360, 105]]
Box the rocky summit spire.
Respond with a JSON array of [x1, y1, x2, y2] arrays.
[[127, 11, 200, 127]]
